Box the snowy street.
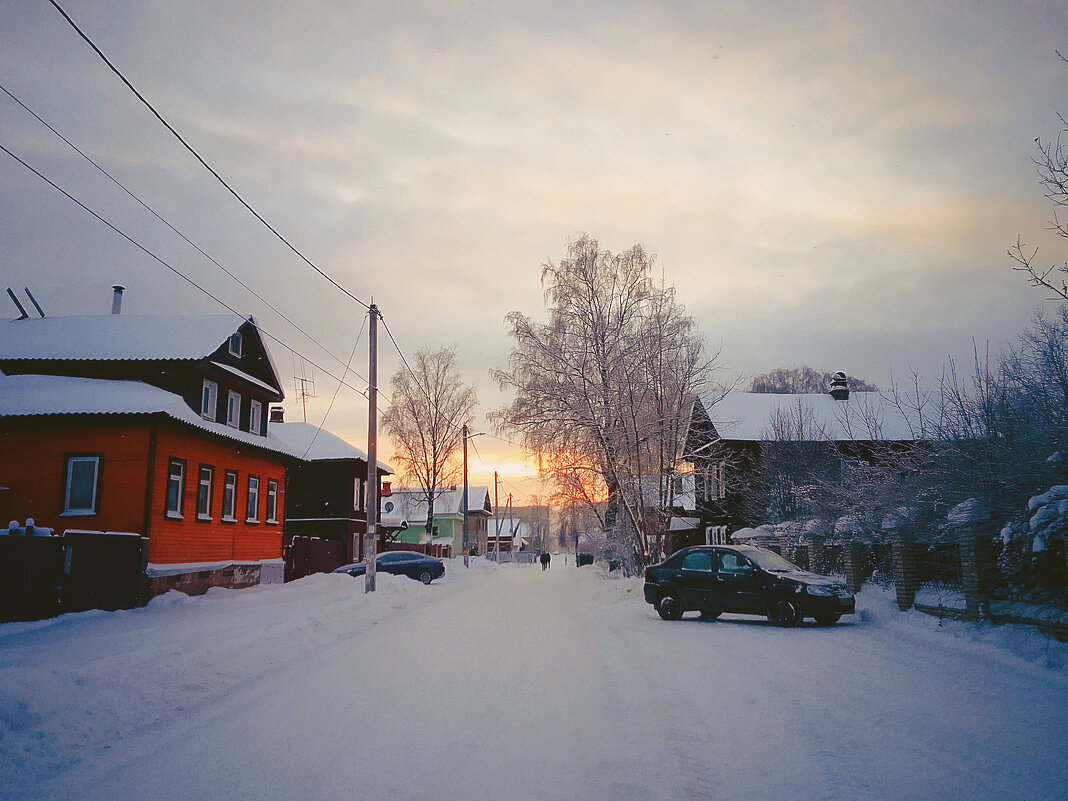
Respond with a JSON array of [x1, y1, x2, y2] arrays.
[[2, 561, 1067, 801]]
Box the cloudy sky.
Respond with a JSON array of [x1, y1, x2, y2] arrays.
[[2, 1, 1067, 499]]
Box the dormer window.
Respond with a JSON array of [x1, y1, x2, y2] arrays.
[[201, 379, 218, 421], [228, 331, 243, 357]]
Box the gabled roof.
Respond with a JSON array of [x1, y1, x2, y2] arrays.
[[270, 422, 393, 473], [699, 391, 927, 443], [0, 373, 296, 457], [0, 314, 249, 361], [388, 487, 492, 523]]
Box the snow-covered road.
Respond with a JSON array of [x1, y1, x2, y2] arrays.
[[2, 561, 1066, 801]]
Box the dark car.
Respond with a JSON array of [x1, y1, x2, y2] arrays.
[[643, 544, 855, 627], [333, 551, 445, 584]]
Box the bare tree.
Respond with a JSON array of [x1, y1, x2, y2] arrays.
[[749, 366, 878, 394], [381, 347, 477, 544], [492, 235, 720, 570], [1009, 51, 1068, 299]]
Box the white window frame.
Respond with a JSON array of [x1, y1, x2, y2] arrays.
[[228, 331, 243, 357], [266, 478, 279, 524], [201, 379, 218, 421], [249, 399, 262, 435], [227, 390, 241, 428], [222, 470, 238, 521], [63, 456, 100, 515], [246, 475, 260, 523], [166, 459, 185, 519], [196, 465, 214, 520]]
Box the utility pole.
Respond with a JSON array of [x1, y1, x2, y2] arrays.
[[494, 470, 500, 562], [365, 304, 379, 593], [462, 423, 469, 564]]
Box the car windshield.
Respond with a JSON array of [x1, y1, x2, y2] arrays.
[[745, 548, 802, 573]]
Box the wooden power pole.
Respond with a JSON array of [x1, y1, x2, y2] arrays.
[[365, 303, 379, 593]]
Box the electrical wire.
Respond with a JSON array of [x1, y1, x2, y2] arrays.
[[0, 81, 369, 386], [46, 0, 370, 311], [0, 140, 370, 401], [301, 315, 368, 459]]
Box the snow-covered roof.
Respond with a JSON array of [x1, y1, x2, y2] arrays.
[[387, 487, 492, 522], [700, 391, 925, 443], [0, 314, 248, 361], [0, 373, 294, 457], [270, 422, 392, 473]]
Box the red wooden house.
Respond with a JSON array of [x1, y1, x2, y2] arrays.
[[0, 298, 295, 595]]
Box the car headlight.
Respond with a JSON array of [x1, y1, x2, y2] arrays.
[[805, 584, 837, 596]]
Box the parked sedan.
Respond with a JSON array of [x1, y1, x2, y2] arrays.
[[643, 544, 855, 627], [333, 551, 445, 584]]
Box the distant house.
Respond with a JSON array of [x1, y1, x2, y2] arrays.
[[270, 417, 394, 572], [0, 294, 294, 595], [678, 377, 925, 551], [387, 486, 492, 555]]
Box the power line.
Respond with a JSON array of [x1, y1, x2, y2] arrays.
[[466, 436, 540, 504], [0, 81, 369, 387], [0, 140, 370, 401], [301, 315, 368, 460], [46, 0, 370, 311]]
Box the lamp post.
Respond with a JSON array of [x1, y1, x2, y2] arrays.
[[461, 425, 484, 562]]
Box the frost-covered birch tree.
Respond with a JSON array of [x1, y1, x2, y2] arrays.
[[491, 235, 719, 570]]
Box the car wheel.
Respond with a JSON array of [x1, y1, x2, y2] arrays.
[[769, 598, 802, 628], [419, 570, 433, 585], [656, 592, 682, 621], [814, 614, 841, 626], [698, 610, 721, 621]]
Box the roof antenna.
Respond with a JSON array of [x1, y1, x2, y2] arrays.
[[6, 288, 29, 319], [24, 287, 45, 318]]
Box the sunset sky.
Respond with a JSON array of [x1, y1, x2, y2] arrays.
[[3, 1, 1067, 501]]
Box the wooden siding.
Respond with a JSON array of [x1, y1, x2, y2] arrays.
[[0, 417, 287, 565], [148, 426, 286, 564], [0, 419, 152, 534]]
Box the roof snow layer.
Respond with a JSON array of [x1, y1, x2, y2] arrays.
[[0, 314, 247, 361], [702, 391, 926, 442], [270, 422, 392, 473], [0, 373, 295, 456]]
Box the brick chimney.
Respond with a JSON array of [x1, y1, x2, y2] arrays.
[[269, 406, 285, 423]]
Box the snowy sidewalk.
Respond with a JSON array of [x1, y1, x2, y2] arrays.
[[2, 561, 1067, 800]]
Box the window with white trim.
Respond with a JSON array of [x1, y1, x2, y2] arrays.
[[166, 459, 186, 518], [201, 379, 218, 421], [266, 479, 279, 523], [63, 456, 100, 515], [227, 390, 241, 428], [222, 470, 238, 521], [196, 465, 214, 519], [246, 476, 260, 522], [228, 331, 243, 357], [249, 399, 262, 435]]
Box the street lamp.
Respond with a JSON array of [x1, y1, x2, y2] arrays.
[[462, 425, 484, 562]]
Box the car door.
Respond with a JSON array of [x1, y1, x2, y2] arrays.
[[678, 549, 717, 610], [376, 552, 404, 576], [713, 550, 765, 613]]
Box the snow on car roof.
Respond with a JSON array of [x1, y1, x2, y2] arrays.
[[0, 314, 247, 361]]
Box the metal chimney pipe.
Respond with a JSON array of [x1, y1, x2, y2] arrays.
[[111, 285, 125, 314]]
